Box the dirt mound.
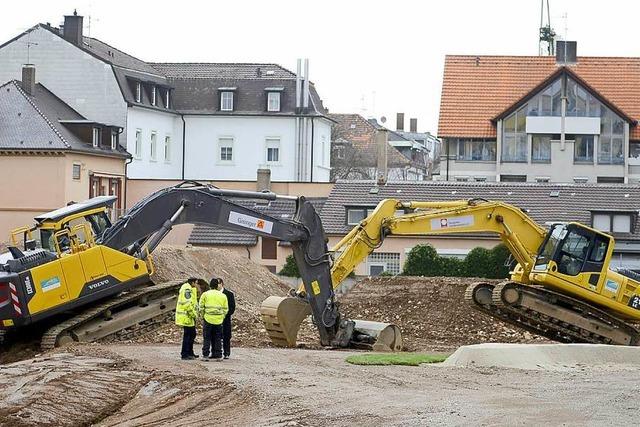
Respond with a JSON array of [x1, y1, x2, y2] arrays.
[[120, 245, 293, 348], [340, 276, 548, 351], [0, 347, 269, 427]]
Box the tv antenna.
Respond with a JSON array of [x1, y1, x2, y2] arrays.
[[22, 31, 38, 63], [538, 0, 556, 56]]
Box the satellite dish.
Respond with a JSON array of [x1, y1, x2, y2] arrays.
[[380, 116, 387, 123]]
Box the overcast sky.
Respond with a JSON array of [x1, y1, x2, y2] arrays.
[[0, 0, 636, 134]]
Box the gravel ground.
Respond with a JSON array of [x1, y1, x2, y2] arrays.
[[2, 343, 637, 426]]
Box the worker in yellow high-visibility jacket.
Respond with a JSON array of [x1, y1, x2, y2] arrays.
[[199, 277, 228, 360], [175, 277, 199, 360]]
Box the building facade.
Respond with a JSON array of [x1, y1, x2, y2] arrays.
[[0, 13, 332, 190], [438, 47, 640, 183], [329, 113, 429, 181], [0, 72, 129, 242]]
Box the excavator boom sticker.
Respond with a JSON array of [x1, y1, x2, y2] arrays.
[[228, 211, 274, 234], [431, 215, 474, 230]]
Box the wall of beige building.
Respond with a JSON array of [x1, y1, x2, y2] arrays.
[[0, 153, 125, 245]]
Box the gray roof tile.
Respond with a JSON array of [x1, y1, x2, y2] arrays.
[[0, 80, 128, 157], [150, 63, 297, 80], [321, 180, 640, 241]]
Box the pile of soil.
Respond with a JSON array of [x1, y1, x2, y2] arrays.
[[122, 245, 294, 347], [339, 276, 548, 351]]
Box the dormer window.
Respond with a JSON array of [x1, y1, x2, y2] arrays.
[[92, 127, 101, 148], [135, 82, 142, 103], [151, 86, 157, 106], [219, 89, 236, 111], [267, 92, 281, 112], [592, 212, 632, 233], [164, 89, 170, 109]]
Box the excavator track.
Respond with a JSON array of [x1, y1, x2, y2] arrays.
[[464, 282, 554, 339], [476, 281, 640, 345], [40, 280, 183, 350]]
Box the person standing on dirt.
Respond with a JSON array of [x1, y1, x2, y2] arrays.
[[199, 278, 228, 361], [219, 278, 235, 359], [175, 277, 200, 360]]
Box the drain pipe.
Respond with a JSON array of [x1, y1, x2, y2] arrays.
[[181, 114, 186, 180]]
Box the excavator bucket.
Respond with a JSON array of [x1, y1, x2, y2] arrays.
[[352, 320, 403, 352], [260, 296, 311, 347], [260, 296, 403, 351]]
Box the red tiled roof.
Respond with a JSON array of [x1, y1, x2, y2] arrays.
[[438, 55, 640, 140]]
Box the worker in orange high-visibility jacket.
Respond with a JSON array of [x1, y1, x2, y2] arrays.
[[175, 277, 200, 360], [199, 277, 228, 360]]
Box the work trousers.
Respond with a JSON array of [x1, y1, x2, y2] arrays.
[[223, 316, 232, 357], [180, 326, 196, 358], [202, 320, 223, 359]]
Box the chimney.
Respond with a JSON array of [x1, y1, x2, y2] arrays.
[[396, 113, 404, 131], [22, 64, 36, 96], [257, 168, 272, 192], [63, 10, 83, 46], [410, 118, 418, 133], [375, 129, 388, 185], [556, 41, 577, 65]]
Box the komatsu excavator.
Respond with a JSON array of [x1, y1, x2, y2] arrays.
[[0, 182, 398, 350], [262, 198, 640, 347]]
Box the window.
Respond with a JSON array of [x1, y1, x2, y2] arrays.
[[366, 252, 400, 276], [502, 106, 527, 162], [500, 174, 526, 182], [598, 108, 625, 164], [135, 82, 141, 103], [593, 213, 632, 233], [72, 163, 81, 180], [574, 135, 594, 163], [535, 176, 550, 183], [261, 237, 277, 260], [151, 86, 157, 106], [164, 135, 171, 163], [267, 92, 281, 112], [92, 127, 101, 148], [150, 131, 157, 161], [165, 89, 170, 109], [597, 177, 624, 184], [335, 146, 346, 160], [456, 139, 496, 161], [219, 137, 233, 162], [347, 207, 375, 225], [134, 129, 142, 158], [110, 131, 117, 150], [532, 135, 551, 163], [220, 91, 234, 111], [266, 137, 280, 163], [630, 142, 640, 159]]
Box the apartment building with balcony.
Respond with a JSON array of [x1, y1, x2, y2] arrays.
[[438, 42, 640, 183]]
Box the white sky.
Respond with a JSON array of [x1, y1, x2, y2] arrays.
[[0, 0, 637, 134]]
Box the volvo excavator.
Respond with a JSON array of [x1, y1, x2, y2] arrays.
[[262, 198, 640, 347], [0, 182, 398, 351]]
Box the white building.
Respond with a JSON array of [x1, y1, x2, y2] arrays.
[[0, 12, 332, 185]]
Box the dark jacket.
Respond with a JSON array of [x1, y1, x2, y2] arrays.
[[222, 288, 235, 320]]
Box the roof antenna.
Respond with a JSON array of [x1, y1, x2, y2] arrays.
[[538, 0, 556, 56], [23, 30, 38, 63]]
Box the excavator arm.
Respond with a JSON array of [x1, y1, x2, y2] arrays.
[[99, 181, 363, 347], [329, 198, 548, 287]]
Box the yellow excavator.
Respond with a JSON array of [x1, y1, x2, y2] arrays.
[[0, 182, 397, 350], [262, 198, 640, 346]]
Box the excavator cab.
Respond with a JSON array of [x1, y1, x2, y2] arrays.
[[532, 223, 614, 294]]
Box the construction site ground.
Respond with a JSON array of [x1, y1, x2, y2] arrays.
[[1, 246, 637, 425]]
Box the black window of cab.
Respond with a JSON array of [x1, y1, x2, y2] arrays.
[[553, 224, 611, 276]]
